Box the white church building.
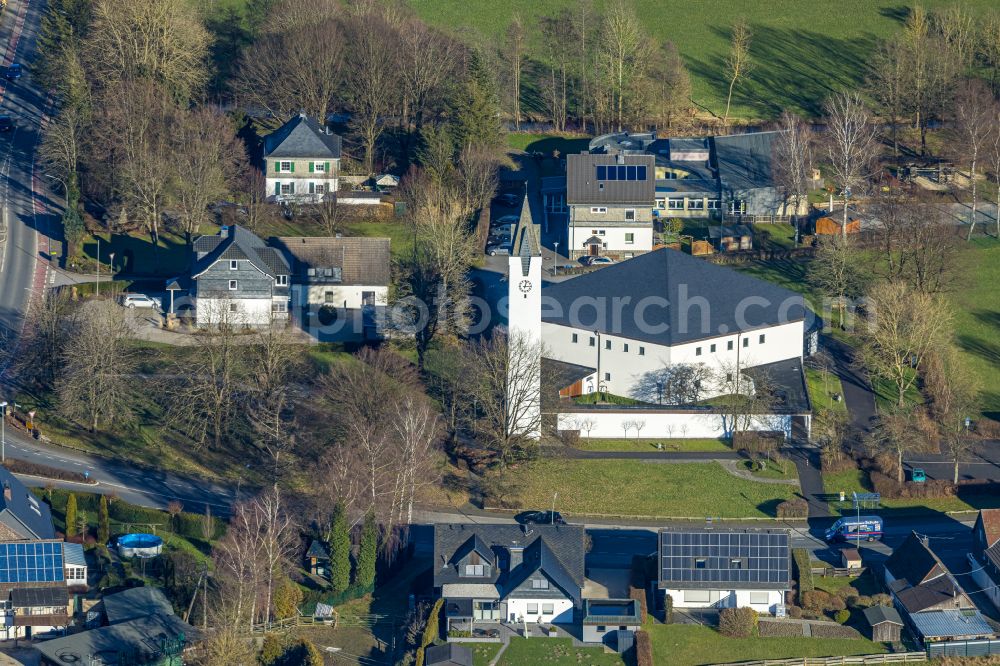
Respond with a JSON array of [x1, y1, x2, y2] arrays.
[[505, 201, 815, 441]]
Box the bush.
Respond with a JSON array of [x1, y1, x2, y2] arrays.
[[870, 470, 955, 500], [834, 609, 851, 624], [826, 595, 846, 612], [635, 629, 654, 666], [776, 498, 809, 518], [421, 598, 443, 648], [870, 593, 892, 607], [559, 429, 580, 447], [719, 607, 757, 638], [259, 633, 284, 665], [801, 590, 831, 612], [786, 604, 802, 619], [792, 548, 813, 603]]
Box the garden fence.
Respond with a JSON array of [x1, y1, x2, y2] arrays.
[[713, 652, 926, 666]]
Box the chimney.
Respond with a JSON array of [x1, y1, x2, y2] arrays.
[[219, 225, 229, 239], [508, 545, 524, 571], [3, 483, 10, 502], [616, 153, 625, 165]]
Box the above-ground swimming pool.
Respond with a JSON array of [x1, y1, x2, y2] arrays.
[[117, 533, 163, 558]]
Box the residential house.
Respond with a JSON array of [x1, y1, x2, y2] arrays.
[[263, 113, 342, 202], [100, 587, 175, 625], [179, 225, 291, 327], [863, 605, 903, 643], [425, 643, 473, 666], [967, 509, 1000, 612], [884, 531, 992, 643], [581, 599, 641, 647], [433, 523, 585, 632], [657, 528, 791, 615], [565, 152, 655, 260], [35, 612, 198, 666], [7, 587, 69, 640], [708, 224, 753, 252], [0, 466, 55, 541], [271, 236, 390, 312]]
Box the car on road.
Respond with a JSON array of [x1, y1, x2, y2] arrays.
[[0, 116, 13, 132], [495, 193, 520, 207], [515, 510, 567, 525], [119, 293, 162, 310], [582, 256, 615, 266], [486, 243, 511, 256], [5, 64, 21, 80], [492, 214, 519, 227], [824, 515, 883, 543]]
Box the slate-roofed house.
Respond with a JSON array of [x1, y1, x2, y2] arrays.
[[540, 247, 810, 403], [657, 528, 791, 615], [0, 466, 54, 541], [271, 236, 390, 312], [968, 509, 1000, 613], [884, 531, 991, 642], [101, 586, 175, 625], [264, 113, 342, 202], [433, 523, 585, 630], [425, 643, 473, 666], [565, 152, 656, 260], [182, 225, 291, 327]]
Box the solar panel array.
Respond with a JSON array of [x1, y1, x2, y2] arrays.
[[660, 531, 789, 586], [0, 542, 65, 584]]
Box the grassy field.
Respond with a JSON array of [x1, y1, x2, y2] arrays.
[[806, 367, 847, 415], [497, 638, 624, 666], [508, 460, 800, 518], [742, 458, 798, 481], [573, 438, 732, 452], [408, 0, 997, 120], [645, 624, 885, 666], [507, 132, 592, 155], [471, 643, 503, 666], [955, 238, 1000, 421]]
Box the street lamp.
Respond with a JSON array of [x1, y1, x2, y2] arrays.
[[553, 242, 559, 277], [109, 252, 116, 279], [551, 492, 558, 524], [0, 401, 7, 464]]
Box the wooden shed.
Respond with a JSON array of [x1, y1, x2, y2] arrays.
[[690, 240, 714, 256], [708, 225, 753, 252], [863, 605, 903, 643], [815, 215, 861, 235], [840, 547, 862, 570]]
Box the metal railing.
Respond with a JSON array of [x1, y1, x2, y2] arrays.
[[712, 652, 926, 666]]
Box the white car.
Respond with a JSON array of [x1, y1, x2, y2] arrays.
[[584, 256, 615, 266], [120, 293, 162, 310]]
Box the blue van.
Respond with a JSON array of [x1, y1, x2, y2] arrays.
[[824, 516, 883, 543]]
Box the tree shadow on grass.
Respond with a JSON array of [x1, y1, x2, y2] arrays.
[[685, 25, 881, 118], [957, 333, 1000, 368]]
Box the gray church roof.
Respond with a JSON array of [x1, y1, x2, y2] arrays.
[[541, 249, 809, 347], [263, 113, 342, 159]]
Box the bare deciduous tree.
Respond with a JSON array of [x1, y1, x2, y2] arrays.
[[867, 37, 907, 160], [868, 407, 929, 483], [57, 299, 135, 432], [632, 363, 713, 405], [772, 111, 813, 220], [505, 14, 526, 131], [823, 91, 880, 237], [648, 41, 691, 132], [600, 0, 645, 132], [808, 234, 870, 329], [723, 18, 754, 128], [858, 280, 952, 409], [398, 20, 458, 133], [950, 80, 997, 239], [391, 396, 441, 526], [345, 5, 398, 174]]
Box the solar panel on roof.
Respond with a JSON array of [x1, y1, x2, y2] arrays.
[[0, 542, 64, 584]]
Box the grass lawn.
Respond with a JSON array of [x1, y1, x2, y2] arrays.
[[814, 571, 880, 597], [645, 623, 885, 666], [821, 467, 1000, 514], [409, 1, 997, 120], [496, 637, 624, 666], [73, 229, 196, 278], [471, 643, 503, 666], [743, 458, 798, 481], [806, 367, 847, 415], [870, 371, 923, 413], [955, 238, 1000, 421], [506, 132, 591, 155], [573, 438, 732, 452], [509, 460, 800, 518]]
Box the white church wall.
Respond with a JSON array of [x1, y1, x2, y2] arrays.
[[555, 411, 793, 440]]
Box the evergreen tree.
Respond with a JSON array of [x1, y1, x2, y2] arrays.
[[259, 633, 284, 666], [327, 501, 351, 593], [98, 495, 110, 544], [451, 49, 504, 152], [354, 511, 378, 588], [64, 493, 78, 538]]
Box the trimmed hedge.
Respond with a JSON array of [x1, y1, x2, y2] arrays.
[[792, 548, 812, 603], [629, 556, 649, 624], [719, 607, 758, 638], [109, 501, 225, 541], [4, 459, 91, 484], [776, 498, 809, 518], [635, 629, 654, 666]]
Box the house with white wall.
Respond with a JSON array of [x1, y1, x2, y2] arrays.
[[263, 113, 342, 202], [657, 528, 790, 615], [434, 523, 584, 631]]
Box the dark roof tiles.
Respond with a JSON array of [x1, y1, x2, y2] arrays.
[[272, 236, 391, 286], [263, 113, 342, 159]]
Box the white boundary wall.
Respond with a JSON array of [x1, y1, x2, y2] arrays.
[[556, 410, 792, 440]]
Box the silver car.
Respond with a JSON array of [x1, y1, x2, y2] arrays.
[[119, 293, 162, 310], [487, 244, 511, 256]]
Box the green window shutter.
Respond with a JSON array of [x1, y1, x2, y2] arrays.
[[309, 162, 314, 173], [290, 162, 295, 173], [325, 161, 331, 173], [309, 182, 315, 194], [274, 182, 280, 196], [273, 161, 279, 173]]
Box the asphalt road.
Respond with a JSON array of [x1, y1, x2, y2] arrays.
[[0, 0, 51, 378]]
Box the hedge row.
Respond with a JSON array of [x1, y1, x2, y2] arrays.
[[4, 460, 91, 484], [629, 555, 649, 624], [792, 548, 812, 604], [109, 501, 225, 541], [635, 629, 654, 666]]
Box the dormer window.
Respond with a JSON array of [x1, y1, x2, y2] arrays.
[[463, 564, 485, 577], [276, 275, 288, 286]]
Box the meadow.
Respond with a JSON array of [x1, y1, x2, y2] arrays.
[[408, 0, 997, 119]]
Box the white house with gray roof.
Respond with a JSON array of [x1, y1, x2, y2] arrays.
[[433, 523, 585, 630], [263, 113, 342, 202]]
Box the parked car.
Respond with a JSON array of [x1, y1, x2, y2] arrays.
[[583, 256, 615, 266], [486, 244, 511, 256], [495, 193, 520, 207], [492, 215, 519, 227], [910, 468, 926, 483], [515, 510, 567, 525], [5, 64, 21, 80], [824, 515, 883, 543], [119, 293, 162, 310], [488, 229, 512, 242], [0, 116, 13, 132]]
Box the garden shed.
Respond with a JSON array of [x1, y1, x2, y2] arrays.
[[863, 605, 903, 643]]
